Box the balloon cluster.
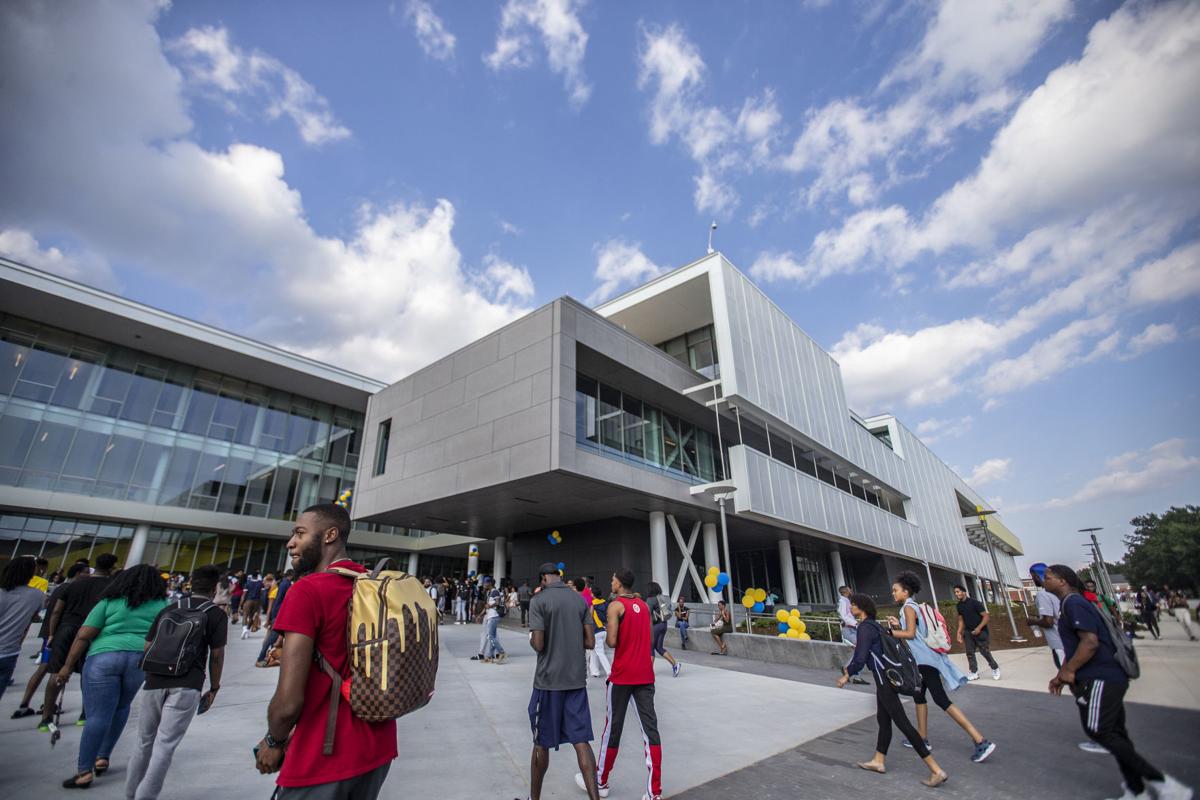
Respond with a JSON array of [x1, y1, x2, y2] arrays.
[[335, 488, 352, 509], [547, 530, 563, 545], [468, 545, 479, 557], [741, 587, 767, 613], [556, 561, 566, 576], [775, 608, 811, 640], [703, 566, 729, 593]]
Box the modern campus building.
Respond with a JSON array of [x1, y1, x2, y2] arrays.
[[1, 252, 1022, 606], [351, 253, 1024, 607], [0, 257, 476, 577]]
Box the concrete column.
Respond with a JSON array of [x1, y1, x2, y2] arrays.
[[125, 523, 150, 568], [778, 538, 798, 606], [828, 547, 846, 591], [467, 545, 479, 577], [494, 536, 507, 582], [702, 522, 721, 601], [649, 512, 670, 594], [406, 552, 419, 575]]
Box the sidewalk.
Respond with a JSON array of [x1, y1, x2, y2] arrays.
[[948, 623, 1200, 710], [0, 622, 875, 798]]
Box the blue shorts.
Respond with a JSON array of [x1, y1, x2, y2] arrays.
[[529, 688, 592, 750]]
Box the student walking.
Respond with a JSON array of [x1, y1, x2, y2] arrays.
[[256, 570, 293, 667], [527, 563, 602, 800], [256, 503, 397, 799], [1136, 588, 1160, 640], [125, 565, 226, 800], [1169, 592, 1197, 641], [952, 585, 1000, 680], [240, 572, 264, 638], [455, 579, 469, 624], [837, 585, 859, 645], [674, 597, 690, 651], [584, 568, 664, 800], [1044, 564, 1191, 800], [474, 579, 506, 663], [57, 564, 169, 789], [888, 572, 995, 763], [1028, 565, 1066, 665], [836, 592, 948, 787], [710, 599, 730, 655], [587, 589, 612, 678], [647, 582, 680, 678], [0, 557, 46, 701], [518, 580, 533, 627]]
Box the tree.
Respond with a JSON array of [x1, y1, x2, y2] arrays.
[[1123, 506, 1200, 591]]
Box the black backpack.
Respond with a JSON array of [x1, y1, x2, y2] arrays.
[[141, 598, 214, 677], [867, 620, 923, 696]]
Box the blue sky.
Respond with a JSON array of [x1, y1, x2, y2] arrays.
[[1, 0, 1197, 571]]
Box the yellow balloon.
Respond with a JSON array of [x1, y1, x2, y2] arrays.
[[778, 633, 788, 638], [741, 595, 755, 609], [787, 616, 801, 630], [786, 628, 801, 639], [794, 620, 807, 634], [753, 588, 767, 603], [704, 574, 718, 588], [775, 609, 789, 623], [708, 566, 719, 576], [798, 632, 811, 640], [789, 608, 801, 617]]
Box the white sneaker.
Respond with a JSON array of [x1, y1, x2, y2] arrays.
[[574, 772, 609, 798], [1079, 741, 1109, 754], [1104, 783, 1149, 800], [992, 668, 1001, 680], [966, 672, 979, 681], [1148, 775, 1194, 800], [240, 629, 249, 640]]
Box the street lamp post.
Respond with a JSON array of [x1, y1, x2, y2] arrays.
[[974, 506, 1024, 642], [690, 480, 739, 629], [1079, 527, 1114, 598]]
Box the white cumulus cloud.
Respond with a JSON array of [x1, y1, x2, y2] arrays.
[[169, 25, 351, 145], [967, 457, 1011, 487], [403, 0, 456, 61], [484, 0, 591, 108], [1037, 439, 1200, 509], [587, 240, 664, 305]]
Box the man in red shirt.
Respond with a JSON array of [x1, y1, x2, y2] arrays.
[[589, 568, 663, 800], [254, 503, 397, 799]]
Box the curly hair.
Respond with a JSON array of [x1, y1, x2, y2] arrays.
[[101, 563, 166, 609], [893, 570, 922, 598], [1, 556, 36, 591]]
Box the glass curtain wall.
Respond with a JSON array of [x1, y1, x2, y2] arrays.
[[0, 313, 388, 528], [576, 373, 721, 483], [656, 324, 720, 379]]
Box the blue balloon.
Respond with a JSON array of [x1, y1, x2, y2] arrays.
[[778, 621, 789, 632], [752, 601, 765, 613], [717, 572, 729, 585], [557, 562, 565, 571], [468, 570, 477, 578]]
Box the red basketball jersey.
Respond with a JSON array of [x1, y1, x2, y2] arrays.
[[609, 596, 655, 685]]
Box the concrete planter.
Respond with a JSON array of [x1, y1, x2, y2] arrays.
[[666, 627, 853, 670]]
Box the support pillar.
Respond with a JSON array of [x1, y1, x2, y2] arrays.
[[407, 552, 419, 575], [125, 523, 150, 568], [702, 522, 721, 601], [777, 538, 798, 606], [649, 511, 669, 594], [828, 547, 846, 591], [494, 536, 507, 583]]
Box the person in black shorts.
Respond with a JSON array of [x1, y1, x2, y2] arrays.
[[524, 563, 601, 800]]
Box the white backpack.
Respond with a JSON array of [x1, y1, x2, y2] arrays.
[[916, 602, 951, 654]]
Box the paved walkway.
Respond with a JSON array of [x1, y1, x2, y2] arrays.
[[2, 619, 1196, 799]]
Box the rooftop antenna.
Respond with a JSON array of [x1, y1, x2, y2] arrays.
[[707, 221, 717, 255]]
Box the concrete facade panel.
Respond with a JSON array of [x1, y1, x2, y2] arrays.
[[444, 423, 496, 464], [420, 378, 466, 419], [411, 358, 454, 398], [497, 306, 553, 359], [508, 436, 552, 480], [477, 377, 533, 425], [513, 337, 553, 381], [492, 402, 554, 451], [464, 356, 516, 398], [452, 336, 500, 380]]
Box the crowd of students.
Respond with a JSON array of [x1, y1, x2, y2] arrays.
[[2, 517, 1198, 799]]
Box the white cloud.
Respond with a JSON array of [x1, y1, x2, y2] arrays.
[[694, 170, 738, 217], [404, 0, 456, 61], [914, 415, 973, 444], [967, 457, 1011, 487], [0, 0, 533, 382], [980, 315, 1114, 395], [1127, 240, 1200, 306], [1124, 322, 1179, 359], [484, 0, 591, 108], [0, 229, 115, 288], [498, 219, 523, 236], [587, 240, 664, 305], [1038, 438, 1200, 509], [169, 25, 351, 145], [885, 0, 1072, 92]]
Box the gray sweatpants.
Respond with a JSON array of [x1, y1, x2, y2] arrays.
[[125, 687, 200, 800]]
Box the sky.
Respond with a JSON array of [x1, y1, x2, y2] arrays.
[[1, 0, 1197, 573]]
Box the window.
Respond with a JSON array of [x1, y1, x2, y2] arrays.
[[656, 324, 720, 378], [374, 419, 392, 476]]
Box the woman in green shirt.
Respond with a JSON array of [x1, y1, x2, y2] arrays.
[[56, 564, 167, 789]]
